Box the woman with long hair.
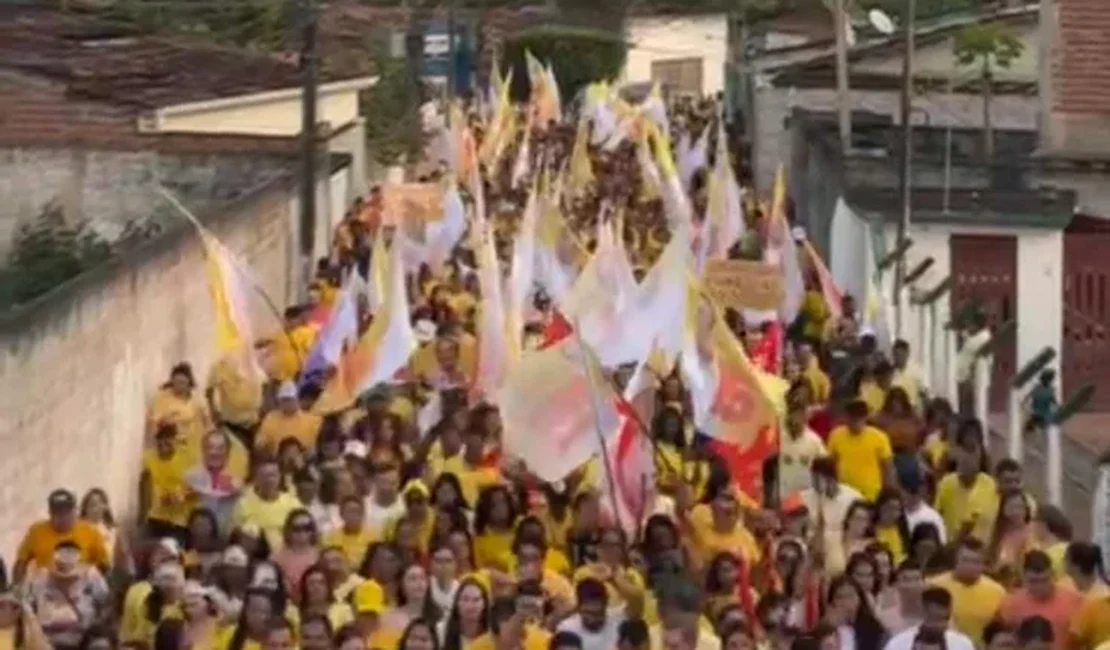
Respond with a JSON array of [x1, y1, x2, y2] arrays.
[[823, 575, 886, 650], [359, 543, 404, 606], [873, 489, 911, 564], [182, 509, 223, 581], [428, 543, 461, 614], [273, 509, 320, 602], [80, 488, 133, 579], [988, 488, 1035, 584], [472, 486, 519, 570], [703, 552, 756, 624], [299, 564, 354, 631], [384, 564, 442, 631], [512, 515, 571, 577], [907, 524, 948, 577], [215, 588, 278, 650], [826, 501, 875, 576], [181, 581, 221, 649], [399, 618, 441, 650], [438, 579, 489, 650]]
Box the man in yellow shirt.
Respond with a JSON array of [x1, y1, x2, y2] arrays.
[[14, 489, 110, 583], [323, 495, 377, 567], [826, 400, 894, 501], [140, 423, 191, 541], [797, 342, 831, 404], [934, 424, 998, 542], [255, 381, 322, 455], [231, 457, 302, 550], [929, 538, 1005, 645]]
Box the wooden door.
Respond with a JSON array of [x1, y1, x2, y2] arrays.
[[949, 234, 1018, 411], [1063, 233, 1110, 410]]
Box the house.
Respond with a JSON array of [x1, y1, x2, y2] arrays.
[[621, 13, 730, 98], [753, 3, 1040, 192], [0, 6, 377, 267]]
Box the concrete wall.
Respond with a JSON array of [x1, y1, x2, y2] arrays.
[[153, 88, 362, 139], [756, 86, 1039, 193], [0, 149, 291, 258], [0, 181, 296, 560], [622, 14, 729, 96]]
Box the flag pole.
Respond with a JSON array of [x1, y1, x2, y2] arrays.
[[570, 319, 626, 534]]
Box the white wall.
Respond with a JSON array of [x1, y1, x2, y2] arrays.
[[622, 15, 729, 96], [156, 91, 361, 138], [875, 221, 1064, 396]]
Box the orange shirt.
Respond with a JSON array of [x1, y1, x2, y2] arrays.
[[999, 586, 1082, 650]]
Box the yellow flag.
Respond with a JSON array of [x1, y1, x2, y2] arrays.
[[568, 116, 595, 195]]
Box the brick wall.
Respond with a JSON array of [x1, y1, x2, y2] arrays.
[[1043, 0, 1110, 154], [0, 183, 295, 560]]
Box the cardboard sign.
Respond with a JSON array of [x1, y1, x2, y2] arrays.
[[704, 259, 784, 311], [381, 183, 444, 226]]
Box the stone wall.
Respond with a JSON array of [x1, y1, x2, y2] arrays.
[[0, 148, 291, 258], [0, 178, 296, 560]]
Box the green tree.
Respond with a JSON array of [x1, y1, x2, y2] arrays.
[[502, 26, 627, 104], [953, 23, 1024, 161], [361, 38, 426, 168], [102, 0, 292, 50]]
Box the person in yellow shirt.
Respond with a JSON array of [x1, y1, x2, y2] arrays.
[[934, 421, 997, 543], [14, 489, 110, 583], [797, 342, 831, 405], [146, 362, 211, 464], [929, 538, 1006, 645], [353, 580, 403, 650], [231, 457, 303, 551], [205, 353, 262, 446], [470, 599, 549, 650], [215, 588, 278, 650], [573, 527, 646, 611], [446, 429, 503, 508], [826, 400, 895, 502], [679, 485, 762, 569], [324, 495, 378, 568], [255, 381, 323, 455], [474, 486, 519, 571], [140, 423, 191, 541]]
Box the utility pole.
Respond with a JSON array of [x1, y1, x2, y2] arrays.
[[446, 0, 457, 105], [894, 0, 916, 338], [833, 0, 851, 154], [298, 0, 319, 298]]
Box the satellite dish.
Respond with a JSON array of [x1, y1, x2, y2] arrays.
[[869, 8, 896, 35]]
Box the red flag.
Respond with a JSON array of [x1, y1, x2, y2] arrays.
[[541, 309, 574, 349], [708, 425, 776, 504], [750, 320, 783, 375]]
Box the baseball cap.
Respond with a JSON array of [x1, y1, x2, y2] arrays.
[[47, 489, 76, 513], [354, 580, 386, 615]]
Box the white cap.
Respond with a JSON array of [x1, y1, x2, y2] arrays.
[[414, 319, 437, 343], [276, 380, 298, 400]]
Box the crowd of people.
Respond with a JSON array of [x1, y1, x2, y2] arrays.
[[3, 82, 1105, 650]]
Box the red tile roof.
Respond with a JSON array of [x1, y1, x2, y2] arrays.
[[0, 6, 343, 111]]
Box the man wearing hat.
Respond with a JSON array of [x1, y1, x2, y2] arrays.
[[254, 380, 322, 455], [14, 490, 109, 584], [353, 580, 401, 650]]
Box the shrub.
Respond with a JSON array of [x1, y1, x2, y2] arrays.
[[502, 25, 627, 105]]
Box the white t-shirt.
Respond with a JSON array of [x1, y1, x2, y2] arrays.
[[364, 495, 405, 538], [883, 626, 975, 650], [556, 612, 626, 650], [801, 484, 862, 535], [905, 501, 948, 543], [779, 429, 827, 495]]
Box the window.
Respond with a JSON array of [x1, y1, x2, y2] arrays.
[[650, 58, 703, 97]]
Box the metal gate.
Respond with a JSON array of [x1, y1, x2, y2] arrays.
[[1062, 232, 1110, 410], [950, 234, 1018, 411]]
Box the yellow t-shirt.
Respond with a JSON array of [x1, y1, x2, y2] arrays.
[[827, 425, 893, 501], [1072, 593, 1110, 649], [366, 625, 403, 650], [215, 625, 262, 650], [254, 410, 323, 454], [120, 581, 183, 645], [143, 449, 191, 526], [687, 504, 762, 567], [17, 520, 109, 572], [323, 526, 378, 568], [803, 362, 832, 404], [231, 489, 302, 550], [929, 572, 1005, 645], [858, 381, 887, 416], [572, 564, 645, 609], [474, 528, 515, 571], [933, 472, 998, 542], [442, 460, 501, 507], [206, 357, 262, 427], [875, 525, 907, 563]]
